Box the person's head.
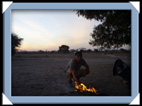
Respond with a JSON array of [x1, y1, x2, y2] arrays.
[[74, 51, 82, 62]]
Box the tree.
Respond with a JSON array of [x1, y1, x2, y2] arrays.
[[12, 33, 23, 55], [76, 10, 131, 49], [59, 45, 70, 53]]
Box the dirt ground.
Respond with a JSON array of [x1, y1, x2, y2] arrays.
[[12, 52, 131, 96]]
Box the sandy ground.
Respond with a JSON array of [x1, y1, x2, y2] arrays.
[[12, 52, 131, 96]]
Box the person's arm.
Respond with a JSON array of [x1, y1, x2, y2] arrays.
[[64, 60, 71, 73], [70, 59, 80, 85], [71, 70, 80, 85]]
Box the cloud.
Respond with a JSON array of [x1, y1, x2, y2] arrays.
[[12, 10, 100, 51]]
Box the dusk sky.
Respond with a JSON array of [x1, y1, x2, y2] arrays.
[[11, 10, 102, 51]]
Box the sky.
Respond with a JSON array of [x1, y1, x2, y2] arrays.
[[11, 10, 102, 51]]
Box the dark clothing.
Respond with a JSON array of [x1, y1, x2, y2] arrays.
[[65, 58, 87, 73]]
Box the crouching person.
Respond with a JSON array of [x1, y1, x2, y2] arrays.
[[65, 51, 90, 87]]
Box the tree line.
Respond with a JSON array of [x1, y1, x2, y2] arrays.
[[12, 10, 131, 55]]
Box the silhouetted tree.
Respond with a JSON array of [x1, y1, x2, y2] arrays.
[[76, 10, 131, 49], [38, 50, 44, 53], [77, 48, 86, 52], [86, 49, 92, 52], [59, 45, 69, 53], [70, 49, 76, 52], [94, 49, 99, 52], [12, 33, 23, 55]]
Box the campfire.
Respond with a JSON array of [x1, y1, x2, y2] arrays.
[[74, 81, 99, 94], [59, 80, 108, 96]]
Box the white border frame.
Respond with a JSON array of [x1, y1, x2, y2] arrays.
[[3, 2, 139, 104]]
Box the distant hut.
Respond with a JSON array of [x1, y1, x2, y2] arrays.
[[59, 45, 69, 53]]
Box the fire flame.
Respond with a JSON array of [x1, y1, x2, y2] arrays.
[[75, 81, 99, 94]]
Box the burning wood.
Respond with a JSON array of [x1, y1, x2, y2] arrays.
[[74, 81, 99, 94]]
